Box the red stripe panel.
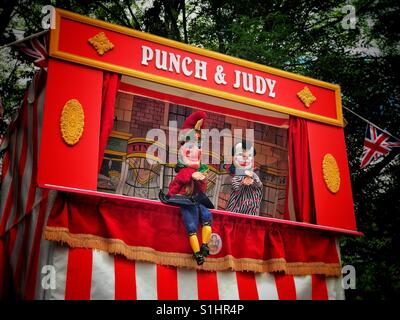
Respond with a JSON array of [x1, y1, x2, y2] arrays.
[[236, 271, 259, 300], [274, 273, 296, 300], [312, 274, 328, 300], [114, 255, 136, 300], [197, 270, 219, 300], [0, 151, 9, 185], [0, 132, 18, 234], [65, 248, 93, 300], [156, 264, 178, 300], [24, 191, 50, 299], [13, 97, 29, 227]]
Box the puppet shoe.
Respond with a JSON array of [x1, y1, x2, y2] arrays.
[[200, 244, 210, 257], [193, 252, 204, 265]]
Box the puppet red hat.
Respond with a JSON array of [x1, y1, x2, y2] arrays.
[[179, 111, 206, 142], [182, 111, 206, 130]]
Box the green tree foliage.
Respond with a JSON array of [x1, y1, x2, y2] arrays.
[[0, 0, 399, 299]]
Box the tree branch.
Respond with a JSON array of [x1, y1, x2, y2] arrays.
[[97, 2, 132, 28], [162, 0, 182, 41], [3, 60, 20, 93], [114, 1, 136, 29], [181, 0, 188, 43], [123, 0, 142, 30]]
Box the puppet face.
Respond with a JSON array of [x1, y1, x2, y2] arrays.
[[233, 143, 254, 171], [178, 140, 201, 169]]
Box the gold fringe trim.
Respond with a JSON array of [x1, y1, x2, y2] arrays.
[[44, 226, 341, 276]]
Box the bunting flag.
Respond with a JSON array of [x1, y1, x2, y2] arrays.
[[12, 31, 49, 68], [360, 123, 400, 169]]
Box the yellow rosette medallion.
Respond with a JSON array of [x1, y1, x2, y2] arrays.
[[60, 99, 85, 146]]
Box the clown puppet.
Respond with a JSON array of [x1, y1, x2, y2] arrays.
[[226, 141, 263, 215], [160, 111, 213, 265]]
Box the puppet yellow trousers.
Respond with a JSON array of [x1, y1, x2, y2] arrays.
[[180, 203, 212, 257]]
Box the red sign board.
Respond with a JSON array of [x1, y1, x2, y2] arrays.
[[50, 9, 343, 127]]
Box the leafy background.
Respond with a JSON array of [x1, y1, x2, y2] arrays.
[[0, 0, 399, 300]]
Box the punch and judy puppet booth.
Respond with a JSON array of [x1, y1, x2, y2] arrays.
[[0, 9, 362, 300]]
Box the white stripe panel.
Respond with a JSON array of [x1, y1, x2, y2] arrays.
[[335, 239, 345, 300], [255, 272, 279, 300], [177, 268, 198, 300], [35, 240, 54, 300], [326, 277, 345, 300], [216, 271, 239, 300], [50, 245, 68, 300], [90, 250, 115, 300], [336, 279, 345, 300], [34, 191, 58, 300], [293, 275, 312, 300], [0, 123, 17, 217], [326, 277, 337, 300], [135, 261, 157, 300]]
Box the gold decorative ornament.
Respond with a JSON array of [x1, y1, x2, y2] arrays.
[[297, 86, 316, 108], [88, 32, 114, 56], [322, 154, 340, 193], [60, 99, 85, 146]]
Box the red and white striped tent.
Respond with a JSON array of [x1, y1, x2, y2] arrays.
[[0, 10, 357, 300], [0, 67, 345, 301]]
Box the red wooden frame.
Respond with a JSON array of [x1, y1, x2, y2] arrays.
[[37, 59, 103, 190], [36, 8, 360, 235]]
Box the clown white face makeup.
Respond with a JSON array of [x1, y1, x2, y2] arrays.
[[233, 143, 255, 171], [178, 140, 201, 169]]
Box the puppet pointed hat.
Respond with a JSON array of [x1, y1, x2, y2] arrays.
[[179, 111, 206, 142], [182, 111, 206, 130]]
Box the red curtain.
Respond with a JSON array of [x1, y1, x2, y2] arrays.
[[98, 72, 120, 172], [44, 192, 341, 276], [287, 116, 316, 223]]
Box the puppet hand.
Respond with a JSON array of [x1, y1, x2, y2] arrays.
[[242, 176, 254, 185], [244, 170, 253, 178], [192, 171, 205, 180]]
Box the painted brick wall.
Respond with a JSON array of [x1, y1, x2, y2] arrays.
[[130, 96, 165, 138], [113, 92, 133, 133]]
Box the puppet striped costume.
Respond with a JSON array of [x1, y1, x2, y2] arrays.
[[226, 172, 263, 216]]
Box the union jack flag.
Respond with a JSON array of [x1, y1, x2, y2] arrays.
[[13, 31, 49, 68], [360, 123, 400, 168]]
